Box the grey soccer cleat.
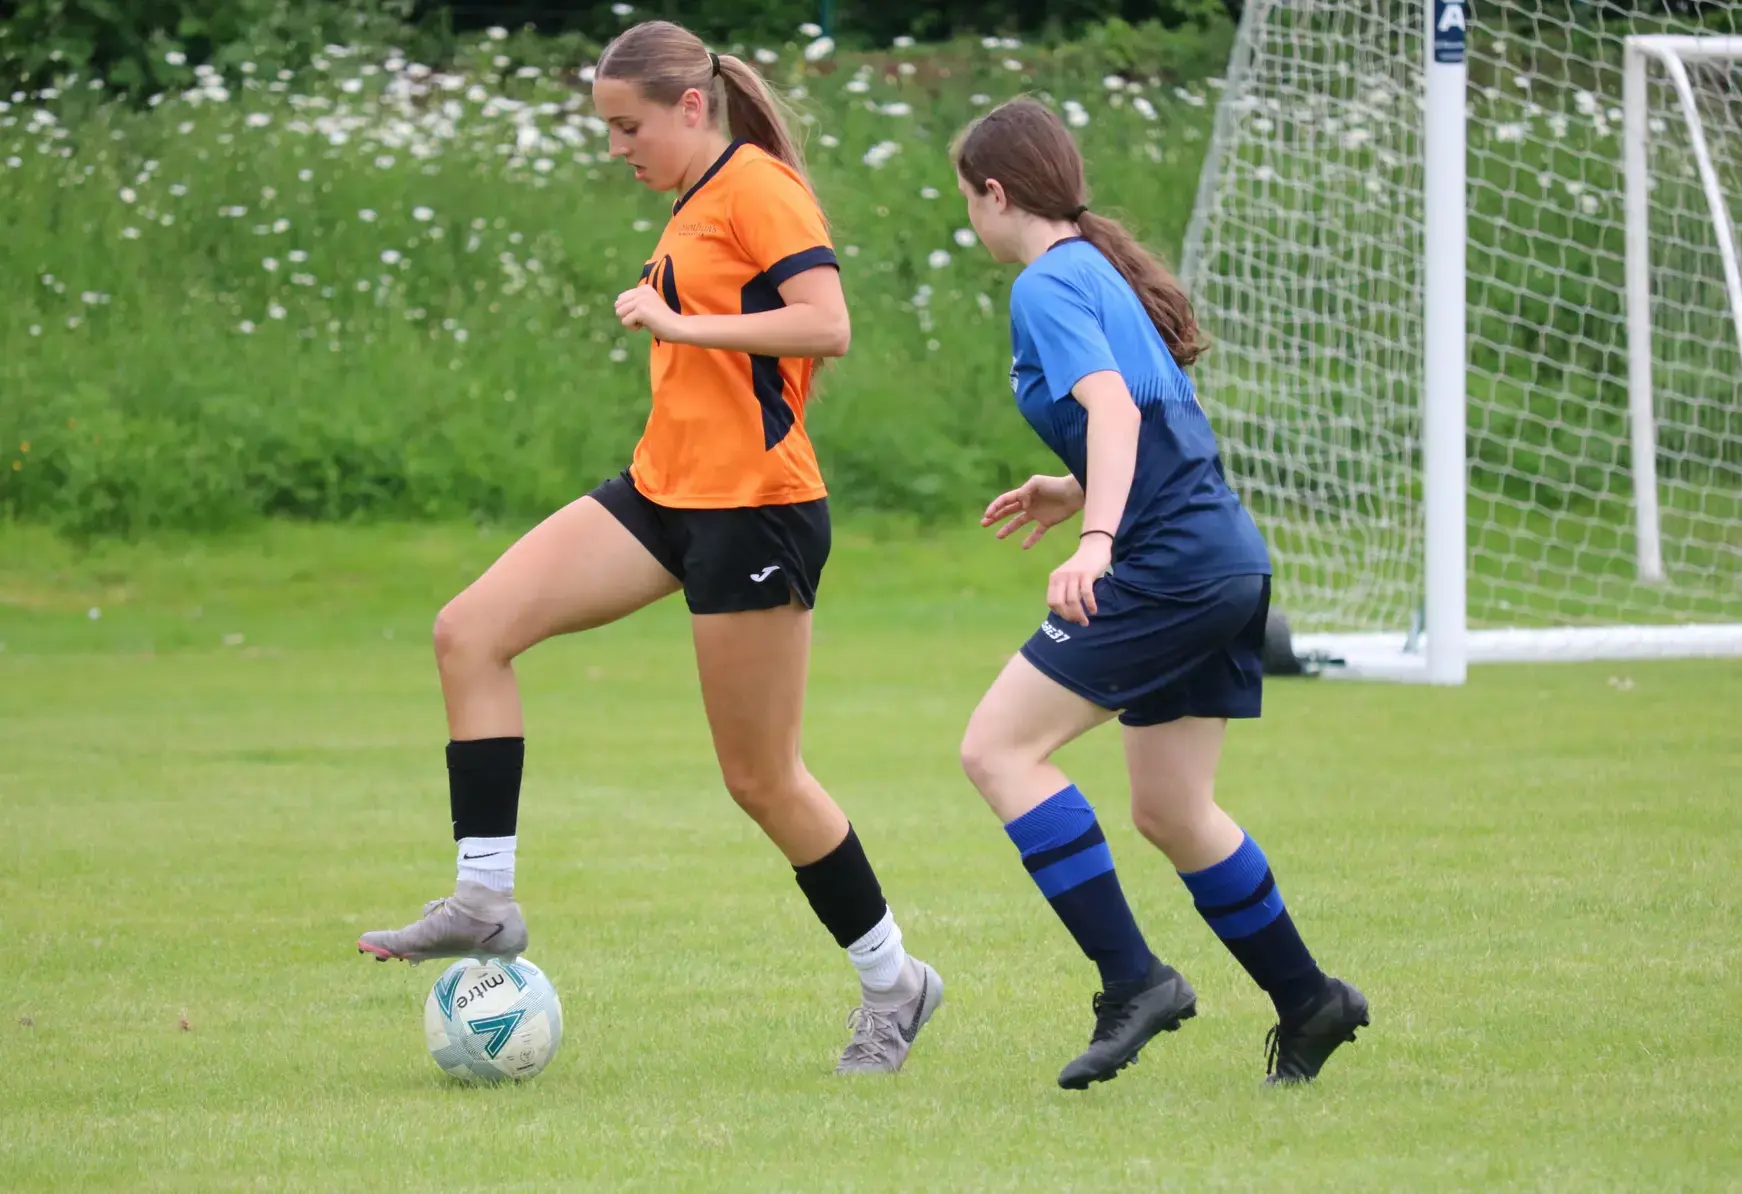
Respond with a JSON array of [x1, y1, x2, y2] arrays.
[[835, 957, 944, 1074], [355, 880, 528, 964]]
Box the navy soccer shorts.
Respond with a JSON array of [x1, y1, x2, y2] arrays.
[[1019, 572, 1271, 727]]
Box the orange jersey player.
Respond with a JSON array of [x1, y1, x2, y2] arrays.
[[628, 138, 834, 511], [355, 20, 943, 1078]]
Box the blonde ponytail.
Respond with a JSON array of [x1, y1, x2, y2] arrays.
[[715, 53, 808, 181]]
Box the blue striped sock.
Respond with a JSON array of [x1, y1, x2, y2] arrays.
[[1178, 832, 1326, 1017], [1005, 785, 1153, 989]]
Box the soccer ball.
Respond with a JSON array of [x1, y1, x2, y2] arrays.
[[423, 956, 563, 1083]]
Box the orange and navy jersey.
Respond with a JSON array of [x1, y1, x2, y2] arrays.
[[629, 141, 838, 509]]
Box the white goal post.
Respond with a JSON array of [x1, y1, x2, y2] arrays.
[[1625, 35, 1742, 584], [1183, 0, 1742, 683]]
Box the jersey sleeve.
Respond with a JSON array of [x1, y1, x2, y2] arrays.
[[732, 161, 839, 286], [1012, 270, 1120, 401]]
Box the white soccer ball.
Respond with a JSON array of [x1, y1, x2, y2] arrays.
[[423, 956, 563, 1083]]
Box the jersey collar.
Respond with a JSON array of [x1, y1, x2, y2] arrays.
[[673, 139, 748, 214], [1046, 235, 1088, 253]]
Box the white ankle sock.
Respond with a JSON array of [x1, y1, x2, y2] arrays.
[[847, 908, 909, 993], [456, 835, 516, 894]]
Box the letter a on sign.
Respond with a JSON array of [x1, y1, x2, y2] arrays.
[[1433, 0, 1467, 64]]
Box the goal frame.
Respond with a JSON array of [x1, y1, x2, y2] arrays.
[[1183, 2, 1742, 683], [1623, 35, 1742, 584]]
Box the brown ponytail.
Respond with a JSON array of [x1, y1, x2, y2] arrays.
[[595, 21, 809, 185], [953, 98, 1205, 368]]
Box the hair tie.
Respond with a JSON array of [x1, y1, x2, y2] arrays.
[[710, 51, 721, 77], [1068, 204, 1089, 220]]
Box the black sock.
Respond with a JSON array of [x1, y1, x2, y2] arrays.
[[793, 826, 889, 948], [447, 737, 524, 841], [1178, 831, 1328, 1019]]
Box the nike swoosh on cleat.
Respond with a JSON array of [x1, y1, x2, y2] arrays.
[[900, 971, 929, 1043], [480, 923, 505, 944], [460, 852, 501, 860]]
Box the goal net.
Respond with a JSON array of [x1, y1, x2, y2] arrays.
[[1182, 0, 1742, 679]]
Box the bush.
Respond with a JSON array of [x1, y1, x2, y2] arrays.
[[0, 0, 423, 98], [0, 25, 1230, 535], [0, 0, 1237, 103], [423, 0, 1232, 47]]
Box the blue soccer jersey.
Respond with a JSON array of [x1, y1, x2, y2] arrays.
[[1008, 238, 1271, 591]]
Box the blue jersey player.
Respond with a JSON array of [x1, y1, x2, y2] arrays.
[[952, 99, 1369, 1090]]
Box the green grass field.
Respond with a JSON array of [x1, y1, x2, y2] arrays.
[[3, 520, 1740, 1191]]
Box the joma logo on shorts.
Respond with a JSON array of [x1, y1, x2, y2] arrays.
[[1039, 622, 1071, 643]]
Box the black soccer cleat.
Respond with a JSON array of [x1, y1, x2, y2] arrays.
[[1264, 976, 1369, 1085], [1057, 956, 1198, 1090]]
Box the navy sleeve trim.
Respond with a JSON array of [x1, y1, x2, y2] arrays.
[[764, 246, 839, 287]]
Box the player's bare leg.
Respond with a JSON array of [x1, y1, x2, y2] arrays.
[[1124, 717, 1368, 1083], [357, 495, 680, 964], [692, 597, 943, 1073]]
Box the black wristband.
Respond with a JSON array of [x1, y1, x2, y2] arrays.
[[1080, 529, 1114, 541]]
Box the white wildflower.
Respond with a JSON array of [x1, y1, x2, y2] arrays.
[[862, 140, 900, 168]]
